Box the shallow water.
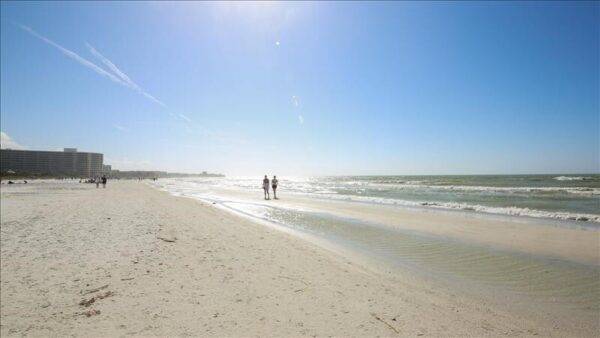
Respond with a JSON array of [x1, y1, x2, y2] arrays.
[[223, 201, 600, 312], [149, 177, 600, 321]]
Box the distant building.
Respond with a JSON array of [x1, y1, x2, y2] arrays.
[[102, 165, 112, 175], [0, 148, 103, 177]]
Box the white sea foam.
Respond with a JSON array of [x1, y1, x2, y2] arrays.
[[148, 177, 600, 224], [553, 176, 593, 181], [161, 176, 599, 196], [306, 193, 600, 223], [369, 183, 600, 195]]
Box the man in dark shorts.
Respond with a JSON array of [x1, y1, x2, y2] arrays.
[[272, 176, 279, 200], [101, 175, 107, 188]]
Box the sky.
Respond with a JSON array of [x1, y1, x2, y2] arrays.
[[1, 1, 598, 176]]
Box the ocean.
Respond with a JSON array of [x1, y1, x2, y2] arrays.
[[152, 174, 600, 223]]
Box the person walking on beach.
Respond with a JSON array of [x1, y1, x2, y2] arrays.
[[272, 176, 279, 200], [101, 175, 107, 188], [95, 177, 100, 188], [263, 175, 270, 200]]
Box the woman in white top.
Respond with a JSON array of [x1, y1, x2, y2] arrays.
[[272, 176, 279, 199]]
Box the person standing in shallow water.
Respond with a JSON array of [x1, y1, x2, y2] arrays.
[[262, 175, 270, 200], [272, 176, 279, 200]]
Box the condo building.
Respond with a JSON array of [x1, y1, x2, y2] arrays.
[[0, 148, 103, 177]]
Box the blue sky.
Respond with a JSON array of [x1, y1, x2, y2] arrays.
[[1, 1, 598, 175]]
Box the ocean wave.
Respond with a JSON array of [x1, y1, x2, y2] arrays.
[[170, 176, 600, 196], [368, 183, 600, 195], [553, 176, 593, 181], [309, 193, 600, 223], [430, 185, 600, 195], [148, 178, 600, 224], [416, 202, 600, 223], [350, 179, 424, 185]]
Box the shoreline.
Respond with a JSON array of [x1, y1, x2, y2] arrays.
[[1, 181, 598, 336], [153, 184, 599, 266], [156, 184, 600, 327]]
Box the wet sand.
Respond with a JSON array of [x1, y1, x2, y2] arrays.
[[202, 188, 600, 265], [1, 180, 598, 337]]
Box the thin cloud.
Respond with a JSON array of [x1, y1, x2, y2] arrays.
[[16, 23, 169, 110], [292, 96, 303, 124], [16, 23, 125, 86], [0, 131, 28, 150], [86, 42, 166, 107], [85, 43, 137, 89], [142, 92, 166, 107], [291, 95, 300, 108], [113, 124, 129, 132], [178, 113, 192, 122]]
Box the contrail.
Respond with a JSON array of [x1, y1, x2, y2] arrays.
[[17, 23, 168, 108], [86, 42, 166, 107], [17, 23, 126, 86]]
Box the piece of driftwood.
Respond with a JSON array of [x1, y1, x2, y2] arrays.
[[279, 275, 310, 293], [158, 236, 176, 243], [82, 284, 109, 295], [97, 290, 113, 299], [79, 297, 95, 307], [79, 290, 113, 307], [82, 309, 101, 317], [370, 313, 400, 335]]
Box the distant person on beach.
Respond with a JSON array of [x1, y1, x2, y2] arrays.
[[263, 175, 270, 200], [272, 176, 279, 199], [101, 175, 107, 188], [95, 177, 100, 188]]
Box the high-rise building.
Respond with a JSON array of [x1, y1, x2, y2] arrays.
[[0, 148, 103, 177], [102, 164, 112, 175]]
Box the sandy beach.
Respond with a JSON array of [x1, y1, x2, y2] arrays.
[[1, 180, 598, 337]]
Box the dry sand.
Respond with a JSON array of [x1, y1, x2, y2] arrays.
[[0, 181, 597, 337]]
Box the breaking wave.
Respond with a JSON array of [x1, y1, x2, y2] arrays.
[[310, 193, 600, 223], [553, 176, 593, 181], [369, 183, 600, 195]]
